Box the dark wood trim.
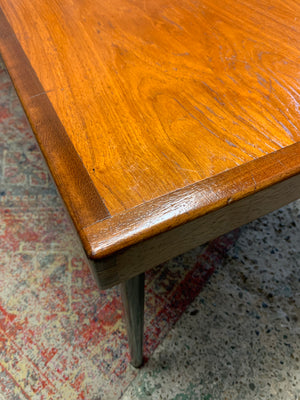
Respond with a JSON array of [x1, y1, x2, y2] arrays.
[[1, 7, 299, 268], [84, 142, 300, 260], [89, 172, 300, 289], [0, 8, 110, 233]]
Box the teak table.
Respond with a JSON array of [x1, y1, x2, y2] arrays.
[[1, 0, 299, 367]]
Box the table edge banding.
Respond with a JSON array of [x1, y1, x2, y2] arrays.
[[1, 6, 299, 269]]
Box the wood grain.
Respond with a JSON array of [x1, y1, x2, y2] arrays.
[[0, 0, 299, 215], [89, 172, 300, 289], [0, 8, 110, 231], [2, 0, 299, 369], [0, 0, 299, 275], [84, 142, 300, 259]]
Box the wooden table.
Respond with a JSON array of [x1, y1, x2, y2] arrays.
[[1, 0, 299, 367]]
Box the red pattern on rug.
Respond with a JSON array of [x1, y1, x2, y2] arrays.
[[0, 58, 240, 399]]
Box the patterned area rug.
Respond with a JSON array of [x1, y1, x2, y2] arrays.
[[0, 56, 240, 399]]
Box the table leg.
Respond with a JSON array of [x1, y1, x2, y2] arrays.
[[121, 273, 145, 368]]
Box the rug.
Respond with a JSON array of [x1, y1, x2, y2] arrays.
[[0, 56, 240, 400]]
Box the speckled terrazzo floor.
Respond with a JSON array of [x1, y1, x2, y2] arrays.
[[121, 201, 300, 400]]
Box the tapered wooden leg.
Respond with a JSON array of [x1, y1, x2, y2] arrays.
[[121, 273, 145, 368]]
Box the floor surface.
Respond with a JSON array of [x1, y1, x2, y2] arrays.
[[121, 201, 300, 400]]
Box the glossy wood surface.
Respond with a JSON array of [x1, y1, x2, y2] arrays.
[[90, 172, 300, 289], [0, 9, 110, 232], [84, 142, 300, 259], [0, 0, 300, 265]]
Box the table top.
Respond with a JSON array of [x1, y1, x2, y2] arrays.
[[0, 0, 300, 260]]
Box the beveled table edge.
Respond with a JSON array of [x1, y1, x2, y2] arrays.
[[1, 7, 299, 265], [0, 8, 110, 231], [83, 142, 300, 259]]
